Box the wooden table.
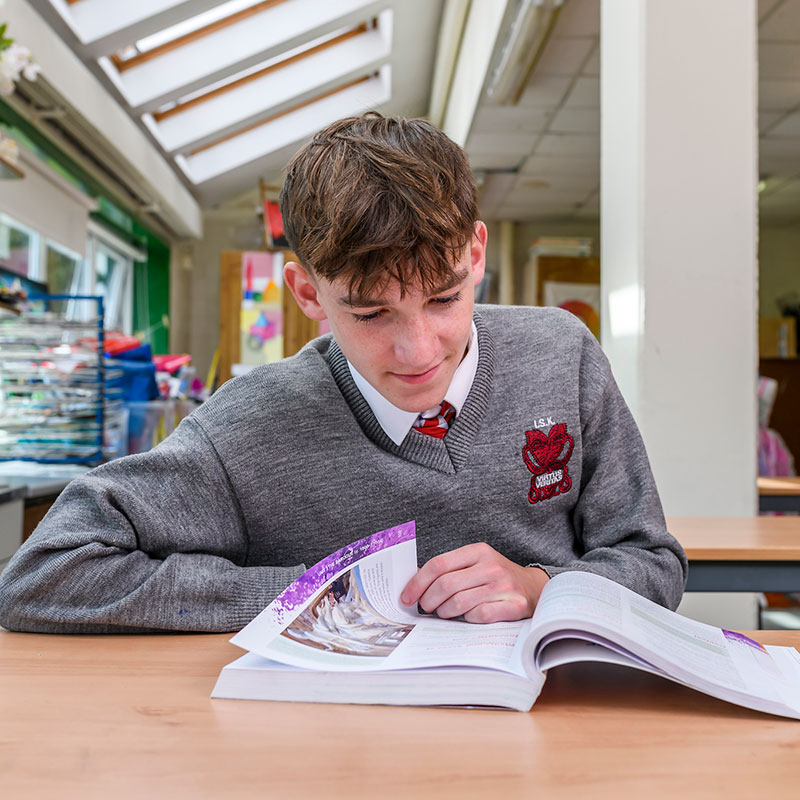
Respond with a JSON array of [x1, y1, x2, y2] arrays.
[[1, 630, 799, 799], [758, 476, 800, 513], [669, 516, 800, 591]]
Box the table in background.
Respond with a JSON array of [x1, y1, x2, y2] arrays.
[[0, 461, 89, 542], [1, 630, 799, 799], [758, 476, 800, 513], [0, 484, 25, 568], [669, 516, 800, 591]]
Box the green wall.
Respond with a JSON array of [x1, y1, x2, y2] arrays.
[[133, 226, 170, 354]]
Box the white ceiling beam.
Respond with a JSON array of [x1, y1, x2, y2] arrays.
[[115, 0, 387, 112], [7, 0, 202, 238], [151, 24, 391, 154], [442, 0, 512, 145], [32, 0, 223, 56], [70, 0, 224, 58], [428, 0, 470, 128]]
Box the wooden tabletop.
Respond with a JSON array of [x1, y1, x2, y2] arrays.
[[758, 476, 800, 495], [668, 515, 800, 561], [2, 630, 800, 799]]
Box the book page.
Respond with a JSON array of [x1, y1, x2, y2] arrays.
[[535, 636, 668, 675], [231, 522, 531, 675], [527, 571, 800, 717]]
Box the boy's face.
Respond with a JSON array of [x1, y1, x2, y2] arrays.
[[285, 222, 487, 412]]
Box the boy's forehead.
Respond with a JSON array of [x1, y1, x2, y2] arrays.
[[336, 268, 469, 307]]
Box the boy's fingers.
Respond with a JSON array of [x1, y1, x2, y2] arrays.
[[416, 565, 488, 613], [426, 583, 493, 619], [400, 544, 485, 604], [463, 600, 522, 624]]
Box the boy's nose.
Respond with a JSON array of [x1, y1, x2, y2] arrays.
[[393, 318, 438, 367]]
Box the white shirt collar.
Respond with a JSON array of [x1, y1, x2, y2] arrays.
[[347, 321, 479, 446]]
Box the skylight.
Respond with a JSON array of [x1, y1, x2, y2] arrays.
[[135, 0, 268, 53], [153, 22, 364, 116], [41, 0, 404, 202]]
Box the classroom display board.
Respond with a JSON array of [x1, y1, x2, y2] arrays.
[[218, 250, 321, 384], [239, 251, 284, 367]]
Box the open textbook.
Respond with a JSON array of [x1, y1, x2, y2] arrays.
[[213, 522, 800, 717]]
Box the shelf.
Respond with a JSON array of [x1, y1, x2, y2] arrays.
[[0, 300, 23, 315], [0, 294, 106, 464]]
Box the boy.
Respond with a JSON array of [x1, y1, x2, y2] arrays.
[[0, 114, 686, 633]]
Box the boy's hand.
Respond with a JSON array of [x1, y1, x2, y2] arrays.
[[400, 543, 550, 623]]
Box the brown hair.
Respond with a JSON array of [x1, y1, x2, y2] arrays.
[[279, 113, 478, 299]]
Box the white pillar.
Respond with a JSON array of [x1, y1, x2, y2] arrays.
[[601, 0, 758, 518]]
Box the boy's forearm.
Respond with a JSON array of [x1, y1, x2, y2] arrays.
[[0, 417, 304, 633], [0, 546, 304, 634]]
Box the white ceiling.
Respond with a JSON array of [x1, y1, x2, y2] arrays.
[[19, 0, 800, 226], [468, 0, 800, 224]]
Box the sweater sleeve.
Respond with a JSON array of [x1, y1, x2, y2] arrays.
[[535, 332, 688, 610], [0, 416, 305, 633]]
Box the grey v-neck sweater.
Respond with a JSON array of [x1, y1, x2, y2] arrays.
[[0, 306, 686, 633]]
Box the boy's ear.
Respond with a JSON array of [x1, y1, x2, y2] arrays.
[[470, 221, 488, 286], [284, 261, 328, 321]]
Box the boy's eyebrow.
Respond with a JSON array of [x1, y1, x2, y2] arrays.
[[338, 269, 469, 308], [338, 295, 389, 308]]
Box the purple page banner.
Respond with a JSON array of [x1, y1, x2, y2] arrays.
[[269, 521, 416, 625]]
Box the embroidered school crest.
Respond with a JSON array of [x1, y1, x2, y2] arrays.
[[522, 423, 574, 504]]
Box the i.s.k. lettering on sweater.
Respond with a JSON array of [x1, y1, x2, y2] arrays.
[[529, 416, 555, 429]]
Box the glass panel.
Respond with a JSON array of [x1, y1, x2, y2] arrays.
[[95, 249, 117, 329], [0, 215, 34, 276], [95, 247, 130, 333], [45, 241, 92, 322], [46, 244, 81, 295]]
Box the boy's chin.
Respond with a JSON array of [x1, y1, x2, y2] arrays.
[[388, 388, 448, 415]]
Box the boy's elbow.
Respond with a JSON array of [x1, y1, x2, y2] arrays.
[[0, 559, 60, 633], [0, 577, 29, 631], [659, 547, 689, 611]]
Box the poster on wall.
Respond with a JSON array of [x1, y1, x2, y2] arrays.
[[240, 251, 283, 365], [542, 281, 601, 338]]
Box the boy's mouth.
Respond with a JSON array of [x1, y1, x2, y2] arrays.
[[391, 362, 442, 384]]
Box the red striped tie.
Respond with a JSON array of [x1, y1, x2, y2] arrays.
[[413, 401, 456, 439]]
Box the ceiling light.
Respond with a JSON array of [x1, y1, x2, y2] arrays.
[[487, 0, 563, 106]]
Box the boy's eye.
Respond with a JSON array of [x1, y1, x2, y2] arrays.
[[433, 291, 462, 306], [353, 310, 383, 323], [351, 291, 461, 323]]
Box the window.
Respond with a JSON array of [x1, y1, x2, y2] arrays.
[[0, 214, 139, 335], [85, 223, 144, 336], [46, 240, 86, 295], [0, 214, 39, 277], [92, 241, 133, 334]]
